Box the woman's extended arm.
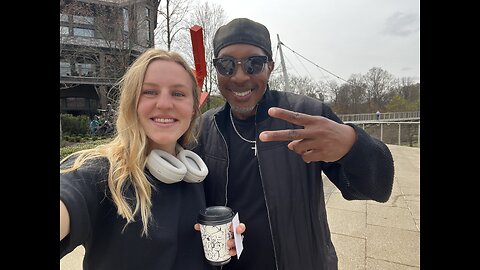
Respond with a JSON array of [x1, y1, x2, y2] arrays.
[[60, 200, 70, 241]]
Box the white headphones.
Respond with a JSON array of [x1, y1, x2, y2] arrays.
[[145, 144, 208, 184]]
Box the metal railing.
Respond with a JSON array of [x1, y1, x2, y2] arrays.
[[347, 121, 420, 148], [337, 111, 420, 147], [339, 111, 420, 123]]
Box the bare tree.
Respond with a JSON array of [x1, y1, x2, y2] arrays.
[[269, 71, 326, 101], [268, 71, 285, 91], [386, 77, 419, 112], [290, 76, 325, 101], [346, 74, 367, 113], [155, 0, 191, 50], [151, 0, 162, 29], [185, 1, 227, 97], [395, 77, 420, 103], [363, 67, 395, 111], [331, 84, 351, 114]]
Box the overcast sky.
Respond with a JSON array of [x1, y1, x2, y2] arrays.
[[206, 0, 420, 84]]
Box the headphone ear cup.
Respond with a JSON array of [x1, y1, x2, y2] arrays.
[[177, 149, 208, 183], [146, 149, 187, 184]]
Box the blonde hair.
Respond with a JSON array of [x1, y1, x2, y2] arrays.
[[60, 48, 201, 236]]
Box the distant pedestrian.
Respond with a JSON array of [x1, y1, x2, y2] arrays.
[[105, 103, 117, 123], [89, 115, 100, 135], [376, 110, 381, 120]]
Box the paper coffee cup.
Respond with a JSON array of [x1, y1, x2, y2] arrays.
[[197, 206, 234, 266]]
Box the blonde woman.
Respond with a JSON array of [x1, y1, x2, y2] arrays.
[[60, 48, 244, 270]]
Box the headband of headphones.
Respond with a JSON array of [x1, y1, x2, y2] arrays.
[[146, 144, 208, 184]]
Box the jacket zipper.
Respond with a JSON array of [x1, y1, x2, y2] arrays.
[[215, 109, 279, 269], [213, 116, 230, 206], [254, 113, 279, 270]]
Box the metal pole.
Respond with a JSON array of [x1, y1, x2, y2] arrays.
[[418, 123, 420, 147], [277, 34, 290, 92], [398, 123, 401, 145], [60, 115, 62, 143], [380, 123, 383, 142]]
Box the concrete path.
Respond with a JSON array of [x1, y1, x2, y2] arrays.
[[324, 144, 420, 269], [60, 144, 420, 270]]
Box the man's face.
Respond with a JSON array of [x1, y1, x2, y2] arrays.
[[215, 43, 274, 119]]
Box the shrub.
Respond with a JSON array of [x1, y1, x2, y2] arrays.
[[61, 114, 90, 137]]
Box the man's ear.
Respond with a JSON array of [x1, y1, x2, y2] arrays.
[[267, 61, 275, 75]]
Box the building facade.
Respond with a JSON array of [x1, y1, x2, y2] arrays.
[[60, 0, 159, 118]]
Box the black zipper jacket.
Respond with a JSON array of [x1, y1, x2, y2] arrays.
[[193, 89, 394, 270]]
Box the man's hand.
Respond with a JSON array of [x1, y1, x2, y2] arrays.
[[259, 107, 356, 163], [194, 223, 246, 256]]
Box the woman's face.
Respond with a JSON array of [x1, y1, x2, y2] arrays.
[[137, 59, 194, 155]]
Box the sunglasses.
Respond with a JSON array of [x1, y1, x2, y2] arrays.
[[213, 56, 268, 76]]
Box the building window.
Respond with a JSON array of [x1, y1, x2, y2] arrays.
[[60, 13, 69, 22], [73, 15, 94, 25], [145, 7, 151, 18], [123, 8, 129, 32], [73, 28, 94, 38], [75, 63, 95, 76], [65, 97, 87, 109], [60, 26, 69, 36], [144, 20, 151, 42], [89, 99, 98, 110], [60, 62, 71, 76]]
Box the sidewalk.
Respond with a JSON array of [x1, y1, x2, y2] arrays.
[[61, 144, 420, 270], [324, 144, 420, 269]]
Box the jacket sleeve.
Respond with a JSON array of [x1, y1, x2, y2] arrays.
[[321, 107, 394, 203], [60, 157, 107, 258]]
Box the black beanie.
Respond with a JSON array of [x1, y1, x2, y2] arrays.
[[213, 18, 272, 60]]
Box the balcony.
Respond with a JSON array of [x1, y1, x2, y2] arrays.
[[60, 74, 118, 86]]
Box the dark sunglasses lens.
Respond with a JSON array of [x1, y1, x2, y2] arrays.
[[216, 58, 235, 76], [244, 57, 266, 75]]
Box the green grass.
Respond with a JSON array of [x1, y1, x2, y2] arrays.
[[60, 138, 113, 160]]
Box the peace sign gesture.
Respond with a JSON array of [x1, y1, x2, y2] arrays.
[[259, 107, 356, 163]]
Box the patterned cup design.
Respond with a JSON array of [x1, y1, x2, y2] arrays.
[[200, 222, 232, 264], [198, 206, 234, 266]]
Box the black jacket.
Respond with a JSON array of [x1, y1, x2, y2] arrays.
[[193, 89, 394, 270], [60, 157, 211, 270]]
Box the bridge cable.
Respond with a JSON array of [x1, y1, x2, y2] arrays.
[[280, 42, 351, 85]]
